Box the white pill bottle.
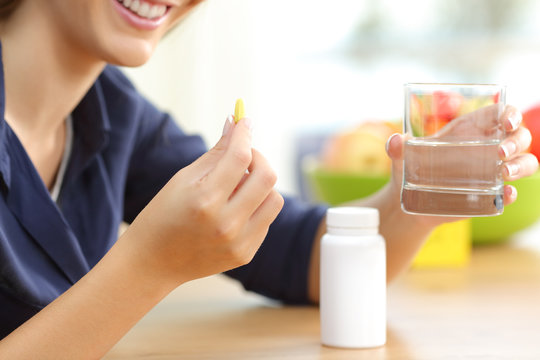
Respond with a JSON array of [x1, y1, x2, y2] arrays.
[[320, 207, 386, 348]]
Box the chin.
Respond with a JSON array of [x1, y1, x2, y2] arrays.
[[101, 39, 157, 67]]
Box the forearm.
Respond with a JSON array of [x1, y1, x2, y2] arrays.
[[307, 183, 435, 303], [356, 183, 434, 280], [0, 230, 176, 360], [0, 116, 282, 358]]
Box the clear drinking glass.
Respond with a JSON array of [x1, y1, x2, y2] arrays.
[[401, 83, 506, 217]]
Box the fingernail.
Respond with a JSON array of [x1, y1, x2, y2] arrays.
[[504, 162, 520, 177], [511, 185, 517, 199], [508, 111, 522, 131], [222, 115, 233, 136], [500, 141, 516, 159], [242, 117, 253, 133], [507, 185, 517, 199], [386, 133, 400, 154]]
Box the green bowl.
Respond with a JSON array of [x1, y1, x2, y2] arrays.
[[305, 167, 540, 244], [306, 167, 389, 206], [471, 170, 540, 244]]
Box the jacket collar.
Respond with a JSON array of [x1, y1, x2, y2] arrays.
[[0, 41, 111, 191], [0, 41, 11, 190], [63, 76, 111, 185], [0, 40, 112, 283]]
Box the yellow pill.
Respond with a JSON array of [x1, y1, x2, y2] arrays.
[[234, 98, 245, 124]]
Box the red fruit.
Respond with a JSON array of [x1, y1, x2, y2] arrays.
[[425, 116, 450, 135], [432, 91, 464, 121], [523, 104, 540, 160]]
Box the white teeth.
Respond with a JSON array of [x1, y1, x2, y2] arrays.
[[158, 6, 167, 17], [129, 0, 140, 13], [155, 5, 166, 17], [137, 2, 150, 17], [149, 5, 159, 18], [118, 0, 167, 20]]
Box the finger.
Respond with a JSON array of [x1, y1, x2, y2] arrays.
[[230, 172, 249, 198], [385, 133, 404, 161], [231, 190, 284, 265], [501, 105, 522, 132], [386, 133, 405, 185], [502, 153, 539, 181], [499, 126, 532, 160], [184, 116, 234, 177], [503, 185, 518, 206], [437, 103, 502, 138], [206, 118, 253, 197], [228, 149, 277, 221], [244, 189, 284, 241]]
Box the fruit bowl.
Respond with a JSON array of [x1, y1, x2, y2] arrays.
[[305, 167, 389, 206], [305, 166, 540, 244]]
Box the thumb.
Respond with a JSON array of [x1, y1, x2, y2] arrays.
[[386, 133, 404, 161], [386, 133, 404, 184], [188, 116, 235, 175]]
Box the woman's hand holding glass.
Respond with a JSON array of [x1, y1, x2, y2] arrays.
[[386, 105, 538, 225]]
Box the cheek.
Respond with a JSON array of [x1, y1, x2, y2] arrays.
[[89, 2, 167, 65], [46, 0, 184, 66]]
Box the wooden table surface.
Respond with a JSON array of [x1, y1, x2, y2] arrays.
[[105, 222, 540, 360]]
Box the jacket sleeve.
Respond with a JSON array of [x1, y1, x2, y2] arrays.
[[226, 197, 327, 304]]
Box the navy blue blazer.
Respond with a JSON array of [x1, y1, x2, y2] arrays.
[[0, 44, 326, 338]]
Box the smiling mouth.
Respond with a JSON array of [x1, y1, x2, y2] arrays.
[[116, 0, 170, 20]]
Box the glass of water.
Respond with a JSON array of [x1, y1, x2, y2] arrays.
[[401, 83, 506, 217]]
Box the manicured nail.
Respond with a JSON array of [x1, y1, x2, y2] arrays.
[[500, 141, 516, 159], [504, 162, 520, 177], [504, 185, 517, 201], [508, 111, 522, 131], [385, 133, 400, 154], [222, 115, 233, 136], [242, 117, 253, 133], [510, 185, 517, 199]]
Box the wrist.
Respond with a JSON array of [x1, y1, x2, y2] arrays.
[[350, 181, 437, 238], [113, 227, 183, 295]]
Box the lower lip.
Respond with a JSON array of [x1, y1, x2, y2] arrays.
[[111, 0, 169, 31]]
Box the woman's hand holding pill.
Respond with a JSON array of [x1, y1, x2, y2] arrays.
[[121, 115, 284, 288]]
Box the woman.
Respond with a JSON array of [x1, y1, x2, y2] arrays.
[[0, 0, 537, 358]]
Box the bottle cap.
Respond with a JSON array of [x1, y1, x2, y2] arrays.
[[326, 207, 379, 229]]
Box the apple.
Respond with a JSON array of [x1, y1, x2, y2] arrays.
[[522, 104, 540, 160], [320, 121, 400, 176], [411, 93, 498, 137], [411, 92, 463, 137], [432, 90, 464, 121]]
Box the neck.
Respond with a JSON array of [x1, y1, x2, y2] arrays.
[[1, 2, 106, 136]]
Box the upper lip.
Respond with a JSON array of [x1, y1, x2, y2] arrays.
[[145, 0, 178, 7]]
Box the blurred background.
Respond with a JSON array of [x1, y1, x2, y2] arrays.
[[122, 0, 540, 197]]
